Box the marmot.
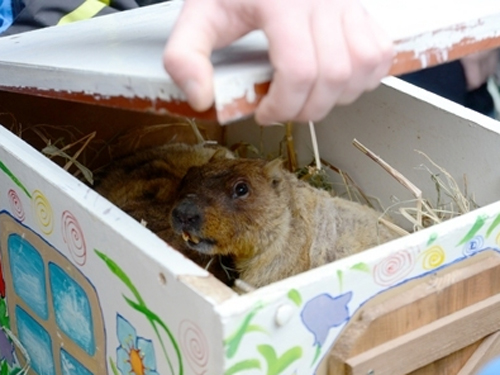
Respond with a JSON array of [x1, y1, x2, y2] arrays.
[[94, 142, 237, 285], [171, 157, 398, 288]]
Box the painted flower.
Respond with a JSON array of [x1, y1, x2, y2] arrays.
[[116, 314, 159, 375]]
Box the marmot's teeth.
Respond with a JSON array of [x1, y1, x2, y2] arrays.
[[182, 231, 200, 244]]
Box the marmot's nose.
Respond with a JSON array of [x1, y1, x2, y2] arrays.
[[171, 199, 202, 231]]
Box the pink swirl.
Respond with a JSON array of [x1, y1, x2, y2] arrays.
[[179, 320, 209, 375], [373, 249, 416, 286], [8, 189, 25, 222], [61, 210, 87, 266]]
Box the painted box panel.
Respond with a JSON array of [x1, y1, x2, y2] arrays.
[[1, 76, 500, 375], [0, 126, 228, 375]]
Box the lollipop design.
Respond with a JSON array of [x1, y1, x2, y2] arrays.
[[179, 320, 209, 375], [8, 189, 25, 222], [373, 249, 416, 286], [32, 190, 53, 235], [61, 210, 87, 266], [421, 246, 445, 270], [462, 235, 484, 257]]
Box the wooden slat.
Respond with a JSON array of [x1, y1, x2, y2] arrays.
[[457, 331, 500, 375], [330, 252, 500, 360], [345, 293, 500, 375]]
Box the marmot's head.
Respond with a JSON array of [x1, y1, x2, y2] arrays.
[[170, 158, 289, 258]]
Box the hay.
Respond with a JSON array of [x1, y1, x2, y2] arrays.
[[352, 139, 476, 233]]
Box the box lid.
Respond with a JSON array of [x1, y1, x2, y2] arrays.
[[0, 0, 500, 123]]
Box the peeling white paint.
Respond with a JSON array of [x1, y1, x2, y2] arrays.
[[0, 0, 500, 121], [395, 15, 500, 68]]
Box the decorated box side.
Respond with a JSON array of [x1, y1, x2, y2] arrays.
[[213, 77, 500, 374], [0, 125, 231, 375]]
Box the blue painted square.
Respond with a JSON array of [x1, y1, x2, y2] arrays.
[[8, 234, 48, 320], [16, 305, 55, 375], [49, 263, 95, 356], [60, 349, 93, 375]]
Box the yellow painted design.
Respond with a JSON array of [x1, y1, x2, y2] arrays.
[[57, 0, 108, 25], [32, 190, 54, 235], [421, 246, 445, 270]]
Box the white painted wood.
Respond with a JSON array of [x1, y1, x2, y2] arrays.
[[228, 76, 500, 228], [3, 71, 500, 374]]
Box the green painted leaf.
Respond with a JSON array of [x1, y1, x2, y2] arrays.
[[9, 368, 22, 375], [225, 303, 263, 359], [0, 161, 31, 198], [427, 232, 438, 246], [487, 213, 500, 238], [457, 215, 488, 246], [246, 324, 268, 335], [257, 345, 303, 375], [311, 344, 321, 366], [337, 269, 343, 292], [350, 262, 370, 273], [109, 358, 120, 375], [0, 317, 9, 330], [94, 249, 144, 306], [1, 361, 8, 375], [225, 359, 261, 375], [0, 299, 9, 329], [287, 289, 302, 306]]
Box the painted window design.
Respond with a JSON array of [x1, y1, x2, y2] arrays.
[[8, 234, 48, 320], [0, 213, 107, 375], [60, 349, 93, 375], [16, 305, 55, 375], [49, 263, 95, 356]]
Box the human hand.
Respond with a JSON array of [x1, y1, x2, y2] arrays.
[[163, 0, 394, 124], [461, 49, 499, 90]]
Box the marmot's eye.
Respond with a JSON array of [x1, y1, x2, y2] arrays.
[[233, 181, 249, 198]]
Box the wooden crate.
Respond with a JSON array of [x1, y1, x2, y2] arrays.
[[1, 2, 500, 375], [2, 77, 500, 374]]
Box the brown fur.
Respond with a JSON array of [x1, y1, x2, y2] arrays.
[[171, 158, 398, 288], [94, 142, 237, 285]]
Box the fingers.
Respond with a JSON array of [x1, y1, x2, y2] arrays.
[[336, 3, 393, 104], [255, 0, 394, 124], [163, 0, 250, 112], [254, 3, 317, 124], [164, 0, 394, 123], [292, 0, 352, 122], [163, 1, 215, 111]]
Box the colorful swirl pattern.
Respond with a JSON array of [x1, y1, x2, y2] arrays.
[[31, 190, 53, 234], [61, 210, 87, 266], [8, 189, 25, 222], [179, 320, 209, 375], [462, 235, 484, 257], [373, 249, 416, 286], [421, 246, 445, 270]]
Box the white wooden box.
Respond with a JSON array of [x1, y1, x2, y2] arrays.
[[1, 76, 500, 375], [2, 2, 500, 374]]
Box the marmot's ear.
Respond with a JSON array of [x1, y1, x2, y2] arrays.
[[264, 158, 284, 186], [209, 147, 235, 162]]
